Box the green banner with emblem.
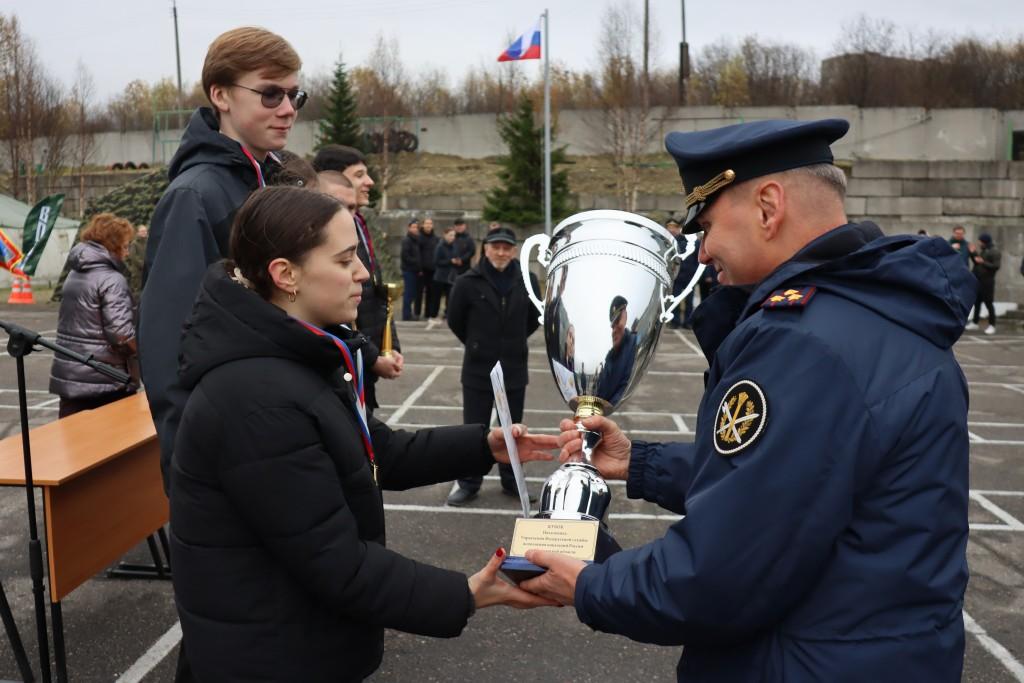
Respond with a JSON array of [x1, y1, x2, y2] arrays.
[[20, 194, 65, 277]]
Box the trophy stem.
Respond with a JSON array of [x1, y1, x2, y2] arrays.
[[574, 396, 604, 465], [381, 283, 397, 357]]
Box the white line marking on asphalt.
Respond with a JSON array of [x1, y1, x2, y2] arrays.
[[963, 610, 1024, 681], [1001, 384, 1024, 396], [969, 431, 988, 443], [671, 414, 690, 434], [118, 621, 182, 683], [971, 492, 1024, 531], [0, 388, 48, 394], [378, 405, 700, 419], [383, 501, 1022, 531], [386, 366, 444, 426], [673, 329, 704, 357], [0, 404, 58, 411], [32, 397, 60, 409]]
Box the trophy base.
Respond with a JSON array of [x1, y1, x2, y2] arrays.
[[500, 521, 622, 584]]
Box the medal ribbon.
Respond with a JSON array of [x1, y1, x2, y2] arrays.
[[294, 319, 377, 481], [355, 212, 377, 273], [240, 146, 267, 188]]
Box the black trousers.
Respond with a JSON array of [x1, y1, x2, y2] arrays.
[[457, 384, 525, 492], [973, 276, 996, 325], [416, 270, 435, 317]]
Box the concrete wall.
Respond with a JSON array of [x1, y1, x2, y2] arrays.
[[8, 106, 1024, 170]]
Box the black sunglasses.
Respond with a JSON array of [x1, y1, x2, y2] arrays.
[[232, 84, 308, 110]]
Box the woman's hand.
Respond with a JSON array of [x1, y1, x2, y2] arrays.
[[558, 416, 631, 481], [488, 424, 558, 465], [469, 548, 560, 609]]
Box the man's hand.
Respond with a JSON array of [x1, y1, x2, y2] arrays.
[[519, 550, 587, 606], [488, 424, 557, 465], [469, 548, 560, 609], [372, 351, 404, 379], [558, 416, 631, 481]]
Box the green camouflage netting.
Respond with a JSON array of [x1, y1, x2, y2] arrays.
[[52, 170, 170, 302]]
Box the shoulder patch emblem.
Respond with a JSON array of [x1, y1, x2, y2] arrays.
[[714, 380, 767, 456], [761, 286, 816, 310]]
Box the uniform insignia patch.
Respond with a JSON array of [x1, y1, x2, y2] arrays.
[[761, 286, 816, 309], [714, 380, 767, 456]]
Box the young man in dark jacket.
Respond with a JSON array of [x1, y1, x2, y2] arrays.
[[313, 144, 403, 413], [139, 27, 305, 491], [526, 119, 976, 683], [452, 218, 476, 276], [418, 217, 440, 319], [400, 220, 421, 321], [445, 227, 541, 506], [965, 232, 1001, 334]]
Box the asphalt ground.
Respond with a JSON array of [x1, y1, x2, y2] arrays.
[[0, 303, 1022, 682]]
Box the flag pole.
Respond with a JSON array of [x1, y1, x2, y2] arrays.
[[543, 9, 552, 236]]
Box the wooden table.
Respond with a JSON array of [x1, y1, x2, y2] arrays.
[[0, 391, 167, 602]]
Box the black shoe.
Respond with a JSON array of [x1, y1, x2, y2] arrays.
[[446, 486, 478, 507], [502, 487, 538, 503]]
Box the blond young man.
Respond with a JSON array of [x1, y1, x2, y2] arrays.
[[140, 27, 306, 492]]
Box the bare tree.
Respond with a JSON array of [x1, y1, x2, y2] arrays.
[[588, 1, 663, 211], [69, 61, 97, 216], [353, 33, 411, 211]]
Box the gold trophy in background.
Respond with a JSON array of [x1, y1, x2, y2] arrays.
[[381, 282, 402, 356]]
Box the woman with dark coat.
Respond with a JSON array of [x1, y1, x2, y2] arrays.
[[169, 187, 556, 682], [445, 227, 541, 506], [49, 213, 137, 417]]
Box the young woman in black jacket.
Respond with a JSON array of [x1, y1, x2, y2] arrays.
[[169, 186, 556, 682]]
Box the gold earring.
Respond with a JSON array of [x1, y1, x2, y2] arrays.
[[288, 289, 297, 303]]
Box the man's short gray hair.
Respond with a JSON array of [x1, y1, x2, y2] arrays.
[[782, 163, 848, 200]]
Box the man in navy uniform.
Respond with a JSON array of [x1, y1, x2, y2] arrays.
[[523, 119, 976, 681]]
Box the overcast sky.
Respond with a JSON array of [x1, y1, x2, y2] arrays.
[[11, 0, 1024, 102]]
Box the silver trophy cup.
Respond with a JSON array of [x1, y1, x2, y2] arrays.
[[521, 209, 704, 526]]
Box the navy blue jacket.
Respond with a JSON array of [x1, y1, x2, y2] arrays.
[[574, 223, 976, 682]]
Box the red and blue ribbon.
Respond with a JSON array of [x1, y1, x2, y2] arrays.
[[294, 319, 376, 481]]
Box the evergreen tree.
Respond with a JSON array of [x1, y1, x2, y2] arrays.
[[483, 95, 571, 226], [316, 57, 364, 150]]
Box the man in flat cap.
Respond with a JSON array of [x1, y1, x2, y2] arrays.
[[523, 119, 976, 681]]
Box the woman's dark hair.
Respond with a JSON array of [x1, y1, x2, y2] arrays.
[[229, 186, 344, 299]]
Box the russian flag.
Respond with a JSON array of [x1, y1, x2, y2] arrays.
[[498, 19, 542, 61]]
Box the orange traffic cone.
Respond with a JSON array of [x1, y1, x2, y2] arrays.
[[7, 277, 35, 304]]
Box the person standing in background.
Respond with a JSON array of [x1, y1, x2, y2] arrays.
[[400, 219, 422, 321], [418, 217, 439, 320], [50, 214, 137, 417], [433, 225, 458, 319], [445, 227, 541, 506], [452, 218, 476, 276], [965, 232, 1001, 335], [314, 144, 403, 415]]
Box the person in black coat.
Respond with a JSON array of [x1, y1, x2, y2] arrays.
[[170, 187, 557, 682], [452, 218, 476, 275], [313, 145, 404, 415], [400, 220, 421, 320], [418, 217, 440, 319], [445, 226, 541, 506]]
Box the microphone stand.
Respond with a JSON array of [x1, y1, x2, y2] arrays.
[[0, 319, 131, 683]]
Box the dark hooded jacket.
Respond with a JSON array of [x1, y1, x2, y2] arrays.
[[170, 263, 495, 682], [139, 107, 278, 492], [447, 258, 540, 391], [575, 223, 977, 682], [49, 241, 136, 398]]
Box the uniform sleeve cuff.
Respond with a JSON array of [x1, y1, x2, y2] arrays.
[[626, 441, 654, 501]]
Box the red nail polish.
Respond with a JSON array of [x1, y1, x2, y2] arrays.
[[496, 547, 505, 558]]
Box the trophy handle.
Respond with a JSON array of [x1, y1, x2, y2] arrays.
[[521, 233, 551, 324], [660, 235, 706, 323]]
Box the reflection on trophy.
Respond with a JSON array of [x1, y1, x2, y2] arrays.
[[502, 210, 703, 580], [381, 282, 401, 357]]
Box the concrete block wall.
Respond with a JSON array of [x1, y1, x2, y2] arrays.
[[845, 160, 1024, 304]]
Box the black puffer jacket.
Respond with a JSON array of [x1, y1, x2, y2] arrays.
[[139, 107, 278, 492], [171, 263, 495, 682], [49, 241, 135, 398], [447, 258, 540, 391]]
